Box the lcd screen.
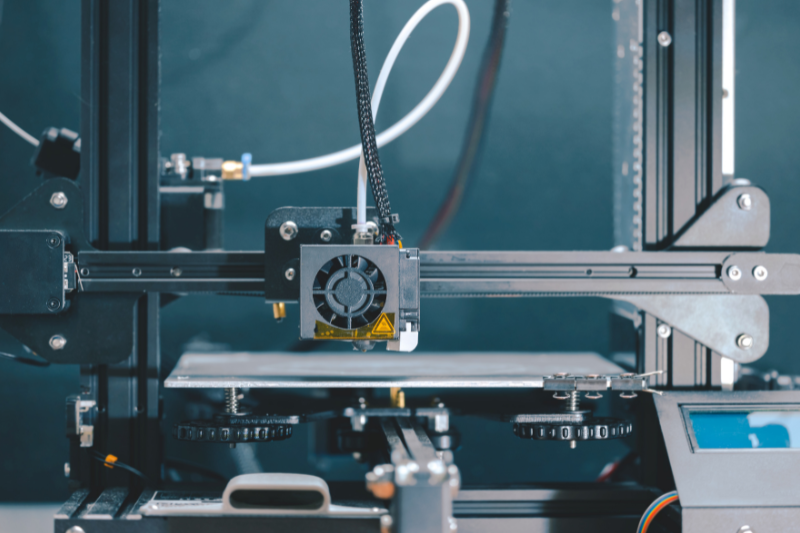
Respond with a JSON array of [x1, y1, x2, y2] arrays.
[[686, 409, 800, 449]]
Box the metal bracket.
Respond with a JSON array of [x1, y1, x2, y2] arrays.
[[367, 418, 460, 533], [66, 395, 96, 448], [611, 294, 769, 363], [0, 178, 139, 364], [671, 185, 770, 249]]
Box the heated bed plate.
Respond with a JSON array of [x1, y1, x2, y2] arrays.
[[165, 352, 624, 389]]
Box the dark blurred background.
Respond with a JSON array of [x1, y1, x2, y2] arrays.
[[0, 0, 798, 501]]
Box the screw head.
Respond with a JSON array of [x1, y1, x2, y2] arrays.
[[737, 334, 754, 350], [320, 229, 333, 242], [47, 298, 61, 311], [657, 324, 672, 338], [737, 526, 754, 533], [657, 31, 672, 47], [79, 267, 90, 277], [285, 267, 296, 281], [170, 267, 183, 277], [64, 462, 71, 478], [47, 235, 62, 248], [132, 267, 142, 277], [727, 265, 742, 281], [737, 193, 753, 211], [280, 221, 298, 241], [753, 265, 768, 281], [66, 527, 86, 533], [49, 334, 67, 350], [50, 192, 68, 209]]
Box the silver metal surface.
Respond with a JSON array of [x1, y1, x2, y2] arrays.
[[56, 489, 89, 519], [279, 220, 298, 241], [657, 324, 672, 338], [727, 265, 742, 281], [320, 229, 332, 242], [84, 488, 128, 520], [615, 294, 769, 363], [49, 334, 67, 350], [722, 0, 736, 179], [737, 193, 752, 210], [224, 387, 240, 413], [169, 153, 189, 179], [736, 334, 754, 349], [753, 265, 768, 281], [654, 391, 800, 508], [657, 30, 672, 47], [284, 267, 295, 281], [165, 352, 624, 389], [50, 191, 68, 209]]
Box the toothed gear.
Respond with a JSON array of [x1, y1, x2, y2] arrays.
[[174, 414, 297, 444], [513, 417, 633, 441]]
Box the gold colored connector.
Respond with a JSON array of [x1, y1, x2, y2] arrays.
[[273, 302, 286, 321], [221, 160, 243, 180], [390, 387, 405, 408]]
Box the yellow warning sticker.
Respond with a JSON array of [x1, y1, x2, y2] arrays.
[[372, 313, 395, 335], [314, 313, 396, 340]]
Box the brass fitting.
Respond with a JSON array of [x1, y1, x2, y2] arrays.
[[273, 302, 286, 321], [390, 387, 405, 408], [221, 160, 243, 180]]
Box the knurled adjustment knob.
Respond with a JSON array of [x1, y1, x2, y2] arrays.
[[513, 417, 633, 441]]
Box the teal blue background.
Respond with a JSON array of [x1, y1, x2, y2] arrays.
[[0, 0, 799, 500]]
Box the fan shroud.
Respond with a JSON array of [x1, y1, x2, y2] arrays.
[[312, 254, 387, 330]]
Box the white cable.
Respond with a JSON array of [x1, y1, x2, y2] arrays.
[[248, 0, 471, 225], [0, 110, 39, 146], [355, 0, 470, 226]]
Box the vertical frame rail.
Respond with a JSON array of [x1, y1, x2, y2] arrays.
[[76, 0, 161, 491]]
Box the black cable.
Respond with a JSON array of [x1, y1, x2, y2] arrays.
[[349, 0, 400, 243], [419, 0, 510, 250], [0, 350, 50, 367], [87, 450, 151, 485]]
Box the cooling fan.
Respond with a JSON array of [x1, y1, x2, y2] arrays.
[[299, 244, 419, 350], [312, 254, 387, 330]]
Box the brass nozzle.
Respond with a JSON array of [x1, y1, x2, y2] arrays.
[[273, 302, 286, 321]]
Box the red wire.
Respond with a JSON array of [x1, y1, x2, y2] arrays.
[[641, 495, 679, 533]]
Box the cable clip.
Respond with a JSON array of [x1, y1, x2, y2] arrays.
[[241, 152, 252, 181]]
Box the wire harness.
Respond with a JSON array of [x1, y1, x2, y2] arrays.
[[637, 490, 679, 533], [419, 0, 509, 249], [349, 0, 398, 242], [87, 449, 151, 485]]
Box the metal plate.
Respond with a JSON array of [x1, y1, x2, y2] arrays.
[[654, 390, 800, 508], [0, 230, 65, 314], [165, 352, 624, 389]]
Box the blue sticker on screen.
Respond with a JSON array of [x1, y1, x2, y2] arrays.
[[688, 411, 800, 449]]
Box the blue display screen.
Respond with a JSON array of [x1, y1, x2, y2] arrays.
[[687, 410, 800, 449]]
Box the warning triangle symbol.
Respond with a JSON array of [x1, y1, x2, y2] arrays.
[[372, 314, 395, 334]]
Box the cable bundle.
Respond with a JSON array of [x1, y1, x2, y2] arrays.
[[420, 0, 509, 249], [637, 490, 679, 533], [349, 0, 400, 242]]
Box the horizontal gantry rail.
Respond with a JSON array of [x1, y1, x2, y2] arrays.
[[75, 250, 800, 298]]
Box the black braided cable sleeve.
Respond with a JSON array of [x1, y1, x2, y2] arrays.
[[349, 0, 400, 241]]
